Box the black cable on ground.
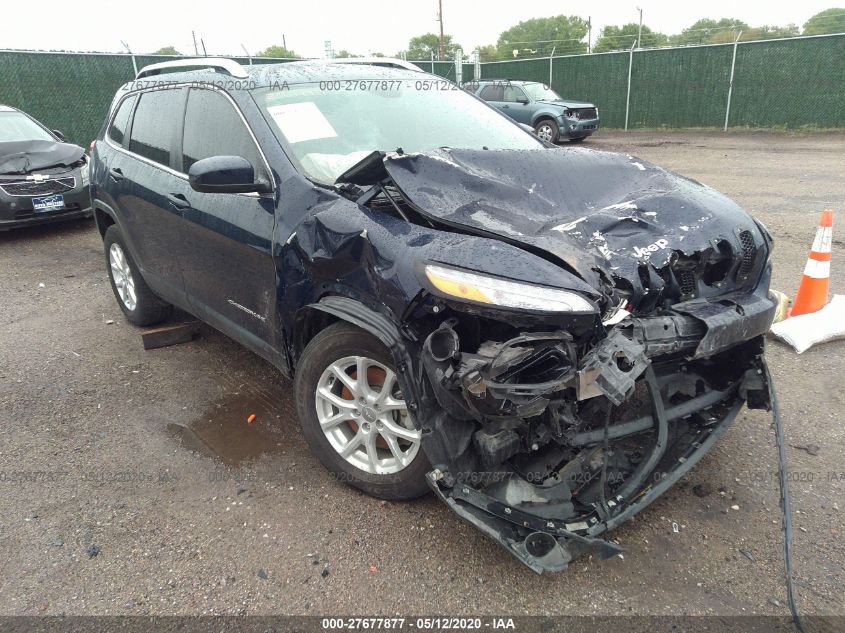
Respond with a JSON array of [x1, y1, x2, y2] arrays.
[[764, 360, 806, 633]]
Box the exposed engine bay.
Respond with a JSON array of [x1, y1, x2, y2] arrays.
[[300, 146, 777, 572]]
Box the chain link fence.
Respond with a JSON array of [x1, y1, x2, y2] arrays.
[[415, 33, 845, 130], [0, 52, 294, 145], [1, 34, 842, 146]]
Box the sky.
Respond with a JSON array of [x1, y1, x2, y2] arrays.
[[2, 0, 841, 58]]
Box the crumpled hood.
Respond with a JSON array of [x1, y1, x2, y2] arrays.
[[0, 140, 85, 175], [538, 99, 595, 109], [383, 148, 766, 307]]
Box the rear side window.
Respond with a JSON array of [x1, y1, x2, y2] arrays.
[[107, 95, 136, 146], [128, 89, 185, 167], [182, 89, 263, 174], [479, 85, 503, 101]]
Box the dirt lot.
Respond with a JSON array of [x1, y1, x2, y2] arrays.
[[1, 131, 843, 618]]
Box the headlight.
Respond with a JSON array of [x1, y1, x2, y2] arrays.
[[563, 109, 573, 118], [80, 162, 90, 186], [424, 264, 596, 313]]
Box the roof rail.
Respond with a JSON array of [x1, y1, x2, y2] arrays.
[[135, 57, 249, 80]]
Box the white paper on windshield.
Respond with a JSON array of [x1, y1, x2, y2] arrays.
[[266, 102, 337, 144]]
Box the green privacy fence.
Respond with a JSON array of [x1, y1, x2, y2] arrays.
[[1, 35, 843, 147], [0, 52, 294, 146], [417, 33, 845, 130]]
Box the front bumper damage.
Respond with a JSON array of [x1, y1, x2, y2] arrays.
[[419, 289, 776, 573]]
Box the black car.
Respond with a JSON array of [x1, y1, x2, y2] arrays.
[[0, 105, 92, 230], [90, 58, 776, 573]]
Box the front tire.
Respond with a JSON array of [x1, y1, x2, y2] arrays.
[[103, 225, 171, 326], [534, 118, 560, 143], [294, 322, 430, 500]]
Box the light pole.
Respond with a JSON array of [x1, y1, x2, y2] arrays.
[[636, 6, 643, 48], [437, 0, 445, 61]]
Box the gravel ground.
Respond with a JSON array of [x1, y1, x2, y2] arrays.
[[0, 130, 843, 618]]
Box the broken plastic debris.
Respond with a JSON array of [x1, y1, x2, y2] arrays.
[[770, 294, 845, 353], [769, 290, 791, 323], [247, 413, 257, 424]]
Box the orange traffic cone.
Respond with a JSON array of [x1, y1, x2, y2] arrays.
[[791, 210, 833, 317]]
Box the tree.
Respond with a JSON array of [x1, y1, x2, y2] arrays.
[[152, 46, 180, 55], [669, 18, 749, 46], [804, 8, 845, 35], [334, 50, 359, 58], [593, 24, 668, 52], [400, 33, 463, 60], [496, 15, 588, 57], [256, 45, 298, 58], [476, 44, 501, 62]]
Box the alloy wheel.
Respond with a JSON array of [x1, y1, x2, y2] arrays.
[[314, 355, 421, 475], [109, 242, 137, 311]]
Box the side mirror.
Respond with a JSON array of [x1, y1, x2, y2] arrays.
[[52, 129, 66, 141], [517, 98, 529, 105], [188, 156, 271, 194]]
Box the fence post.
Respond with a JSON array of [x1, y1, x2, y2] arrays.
[[454, 48, 463, 84], [474, 49, 481, 81], [624, 41, 635, 131], [548, 46, 555, 88], [723, 30, 743, 132], [431, 51, 435, 73]]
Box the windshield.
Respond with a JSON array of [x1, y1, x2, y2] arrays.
[[0, 111, 55, 143], [523, 83, 562, 102], [255, 80, 541, 184]]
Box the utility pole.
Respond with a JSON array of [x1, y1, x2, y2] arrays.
[[437, 0, 445, 61], [636, 6, 643, 48], [192, 31, 199, 56], [587, 16, 592, 53], [282, 34, 287, 52], [200, 38, 207, 57]]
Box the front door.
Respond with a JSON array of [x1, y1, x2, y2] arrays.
[[172, 87, 279, 355]]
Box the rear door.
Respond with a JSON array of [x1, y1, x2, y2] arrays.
[[116, 87, 191, 303], [171, 87, 278, 351], [478, 84, 510, 118]]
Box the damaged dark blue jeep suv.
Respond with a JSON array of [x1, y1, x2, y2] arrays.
[[91, 58, 776, 573]]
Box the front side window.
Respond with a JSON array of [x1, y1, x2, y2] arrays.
[[0, 111, 55, 143], [503, 86, 527, 103], [128, 88, 185, 167], [107, 95, 136, 147], [256, 80, 540, 184], [181, 89, 262, 174]]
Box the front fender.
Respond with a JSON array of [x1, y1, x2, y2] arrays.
[[531, 107, 566, 126], [305, 296, 427, 422]]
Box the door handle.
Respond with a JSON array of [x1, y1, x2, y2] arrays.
[[166, 193, 191, 210], [108, 167, 124, 181], [501, 105, 510, 109]]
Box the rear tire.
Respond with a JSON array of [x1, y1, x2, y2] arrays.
[[103, 225, 171, 326], [294, 321, 430, 500], [534, 118, 560, 143]]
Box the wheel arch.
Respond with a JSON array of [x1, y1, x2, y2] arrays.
[[93, 205, 116, 238], [294, 296, 423, 418], [531, 110, 561, 127]]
